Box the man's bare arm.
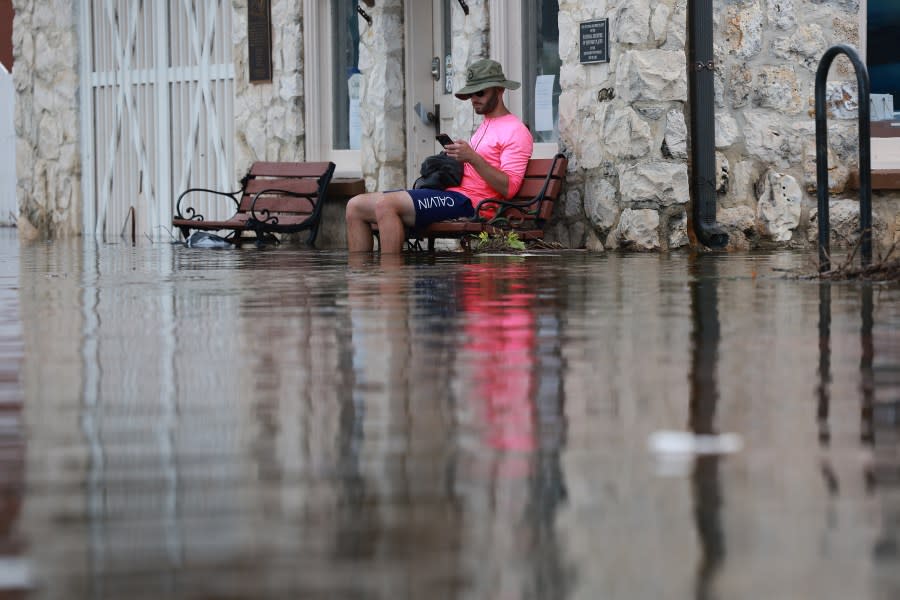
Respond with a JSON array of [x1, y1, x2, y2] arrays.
[[446, 141, 510, 197]]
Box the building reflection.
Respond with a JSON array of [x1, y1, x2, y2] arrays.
[[0, 234, 26, 599], [451, 259, 569, 599], [816, 279, 900, 596], [860, 283, 900, 595], [687, 256, 725, 600]]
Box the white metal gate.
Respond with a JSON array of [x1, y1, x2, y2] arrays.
[[79, 0, 235, 240]]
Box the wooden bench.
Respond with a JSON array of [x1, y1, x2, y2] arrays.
[[410, 153, 567, 250], [173, 161, 336, 247]]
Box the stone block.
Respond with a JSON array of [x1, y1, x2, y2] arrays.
[[767, 0, 797, 30], [614, 208, 660, 250], [618, 161, 689, 208], [615, 50, 687, 103], [725, 65, 752, 109], [604, 106, 653, 160], [724, 2, 763, 59], [615, 0, 651, 44], [743, 111, 794, 168], [772, 24, 827, 70], [662, 109, 687, 159], [718, 204, 756, 252], [756, 169, 802, 242], [667, 209, 689, 249], [584, 176, 619, 234], [716, 152, 730, 193], [753, 66, 803, 114], [651, 3, 671, 45], [716, 113, 741, 148], [802, 143, 848, 194]]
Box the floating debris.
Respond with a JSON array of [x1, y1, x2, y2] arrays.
[[185, 231, 231, 249], [648, 430, 744, 456]]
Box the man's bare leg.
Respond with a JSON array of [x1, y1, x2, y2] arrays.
[[346, 193, 378, 252], [374, 191, 416, 254], [346, 191, 416, 254]]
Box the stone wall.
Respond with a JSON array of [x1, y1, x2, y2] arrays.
[[553, 0, 690, 250], [12, 0, 81, 238], [551, 0, 893, 252], [231, 0, 304, 177], [358, 0, 406, 192], [712, 0, 875, 251]]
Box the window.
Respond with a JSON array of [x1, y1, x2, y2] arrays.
[[522, 0, 561, 144], [304, 0, 362, 175], [332, 0, 361, 150], [490, 0, 560, 157], [868, 0, 900, 107]]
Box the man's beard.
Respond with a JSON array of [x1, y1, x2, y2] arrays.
[[475, 89, 500, 114]]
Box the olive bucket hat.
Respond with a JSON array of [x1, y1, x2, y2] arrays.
[[454, 59, 520, 99]]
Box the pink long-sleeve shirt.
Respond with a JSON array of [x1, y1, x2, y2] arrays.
[[448, 113, 533, 204]]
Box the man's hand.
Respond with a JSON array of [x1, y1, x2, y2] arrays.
[[445, 141, 510, 198], [444, 140, 478, 164]]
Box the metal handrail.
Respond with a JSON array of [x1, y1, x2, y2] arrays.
[[815, 45, 872, 272]]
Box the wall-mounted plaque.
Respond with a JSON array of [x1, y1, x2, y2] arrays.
[[579, 19, 609, 64], [248, 0, 272, 83]]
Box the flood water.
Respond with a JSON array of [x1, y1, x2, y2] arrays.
[[1, 228, 899, 599]]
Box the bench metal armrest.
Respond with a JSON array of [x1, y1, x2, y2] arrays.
[[174, 188, 242, 221], [248, 188, 315, 227], [471, 152, 564, 228], [472, 195, 543, 228]]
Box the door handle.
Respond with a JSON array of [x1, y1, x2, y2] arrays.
[[414, 103, 441, 133], [431, 57, 441, 81]]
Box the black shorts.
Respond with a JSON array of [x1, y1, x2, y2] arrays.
[[406, 189, 474, 229]]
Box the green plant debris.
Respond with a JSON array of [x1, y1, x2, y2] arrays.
[[472, 230, 527, 252]]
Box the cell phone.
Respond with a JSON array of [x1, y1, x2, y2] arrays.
[[436, 134, 453, 147]]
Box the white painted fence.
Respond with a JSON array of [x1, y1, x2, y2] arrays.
[[80, 0, 235, 241], [0, 64, 14, 226]]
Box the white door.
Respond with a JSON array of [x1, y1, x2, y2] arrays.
[[405, 0, 455, 185], [80, 1, 235, 241]]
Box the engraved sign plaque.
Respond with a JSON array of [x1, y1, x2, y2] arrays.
[[248, 0, 272, 83], [579, 19, 609, 64]]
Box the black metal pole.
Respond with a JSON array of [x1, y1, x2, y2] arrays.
[[687, 0, 728, 249], [815, 45, 872, 272]]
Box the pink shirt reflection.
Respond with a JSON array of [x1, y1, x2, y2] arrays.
[[461, 264, 536, 457]]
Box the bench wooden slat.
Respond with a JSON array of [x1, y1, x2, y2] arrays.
[[172, 215, 252, 230], [849, 169, 900, 190], [248, 196, 316, 215], [248, 161, 336, 177], [514, 177, 562, 200], [242, 178, 320, 198], [523, 157, 567, 178]]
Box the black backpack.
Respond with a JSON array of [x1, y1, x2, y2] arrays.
[[414, 152, 463, 190]]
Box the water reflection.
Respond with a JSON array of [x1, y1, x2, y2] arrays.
[[815, 277, 900, 597], [343, 256, 570, 598], [0, 238, 26, 598], [7, 236, 900, 598], [688, 257, 725, 600], [453, 260, 569, 599]]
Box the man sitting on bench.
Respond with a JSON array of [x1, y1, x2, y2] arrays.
[[345, 59, 534, 254]]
